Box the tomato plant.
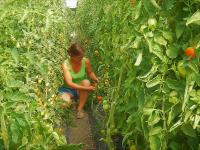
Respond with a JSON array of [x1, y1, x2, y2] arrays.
[[0, 0, 82, 149], [177, 60, 187, 78], [77, 0, 200, 149]]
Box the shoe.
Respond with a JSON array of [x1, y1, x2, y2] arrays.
[[72, 103, 78, 111], [76, 110, 85, 119]]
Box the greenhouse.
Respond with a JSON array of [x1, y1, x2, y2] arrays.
[[0, 0, 200, 150]]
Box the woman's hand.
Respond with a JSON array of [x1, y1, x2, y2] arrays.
[[87, 85, 96, 91], [95, 77, 100, 83]]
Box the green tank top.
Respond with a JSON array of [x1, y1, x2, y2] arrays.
[[63, 57, 86, 88]]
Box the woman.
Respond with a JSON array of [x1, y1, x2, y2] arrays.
[[59, 43, 99, 119]]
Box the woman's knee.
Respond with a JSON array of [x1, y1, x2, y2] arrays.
[[60, 93, 71, 101], [81, 79, 90, 87]]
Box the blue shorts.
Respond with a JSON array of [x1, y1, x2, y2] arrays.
[[58, 86, 78, 99]]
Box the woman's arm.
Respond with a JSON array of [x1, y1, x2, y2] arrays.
[[85, 58, 99, 83], [62, 63, 95, 91]]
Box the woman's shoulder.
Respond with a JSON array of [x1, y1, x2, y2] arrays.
[[62, 59, 70, 70]]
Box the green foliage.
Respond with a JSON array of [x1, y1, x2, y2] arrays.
[[76, 0, 200, 149], [0, 0, 81, 149]]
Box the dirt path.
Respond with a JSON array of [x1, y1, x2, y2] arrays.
[[66, 111, 96, 150]]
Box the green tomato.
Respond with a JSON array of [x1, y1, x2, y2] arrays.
[[100, 129, 106, 135], [148, 17, 157, 31], [177, 60, 187, 78], [103, 100, 108, 104], [169, 96, 178, 104], [129, 145, 136, 150], [103, 104, 109, 112], [169, 91, 178, 97]]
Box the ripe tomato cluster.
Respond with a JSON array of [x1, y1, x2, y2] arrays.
[[185, 47, 195, 59], [177, 47, 197, 78], [97, 96, 103, 102]]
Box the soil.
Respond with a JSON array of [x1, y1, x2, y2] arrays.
[[66, 111, 96, 150]]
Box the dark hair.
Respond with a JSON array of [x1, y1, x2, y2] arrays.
[[67, 43, 85, 57]]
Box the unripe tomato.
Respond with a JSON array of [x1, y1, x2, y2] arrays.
[[169, 91, 178, 97], [148, 17, 157, 31], [16, 42, 21, 48], [100, 129, 106, 135], [177, 60, 187, 78], [185, 47, 195, 58], [103, 103, 109, 112], [129, 145, 136, 150]]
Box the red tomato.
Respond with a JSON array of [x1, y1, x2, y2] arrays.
[[97, 96, 103, 102], [130, 0, 134, 6], [185, 47, 195, 58]]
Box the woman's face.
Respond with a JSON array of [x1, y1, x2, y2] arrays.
[[71, 54, 84, 62]]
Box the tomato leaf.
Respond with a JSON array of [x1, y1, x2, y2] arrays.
[[196, 40, 200, 49], [187, 62, 199, 74], [5, 92, 29, 102], [10, 123, 20, 144], [154, 35, 167, 46], [150, 0, 161, 10], [186, 10, 200, 26], [10, 49, 19, 64], [195, 74, 200, 86], [169, 120, 183, 132], [176, 23, 185, 39], [146, 74, 161, 88], [143, 108, 154, 115], [149, 126, 162, 136], [169, 141, 181, 150], [162, 31, 173, 43], [6, 80, 24, 88], [122, 131, 133, 147], [143, 0, 156, 16], [193, 115, 200, 129], [132, 36, 142, 49], [165, 79, 185, 91], [0, 92, 3, 101], [181, 124, 197, 138], [162, 0, 175, 10], [134, 1, 142, 20], [148, 111, 160, 126], [152, 44, 168, 62], [166, 44, 179, 58], [134, 53, 143, 66], [149, 135, 161, 150]]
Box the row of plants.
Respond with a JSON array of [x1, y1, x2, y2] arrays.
[[0, 0, 82, 149], [76, 0, 200, 149]]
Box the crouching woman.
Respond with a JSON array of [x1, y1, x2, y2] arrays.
[[59, 43, 99, 119]]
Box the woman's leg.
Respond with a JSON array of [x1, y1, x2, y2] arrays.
[[60, 93, 72, 107], [77, 79, 90, 112]]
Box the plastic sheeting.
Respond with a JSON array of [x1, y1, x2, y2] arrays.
[[64, 0, 78, 8]]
